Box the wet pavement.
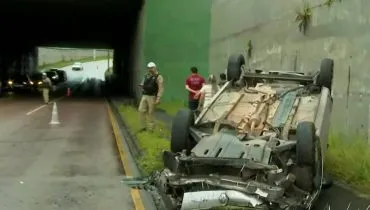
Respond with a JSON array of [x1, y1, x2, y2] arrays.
[[0, 96, 134, 210]]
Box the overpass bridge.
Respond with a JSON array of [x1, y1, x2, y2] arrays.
[[0, 0, 144, 97]]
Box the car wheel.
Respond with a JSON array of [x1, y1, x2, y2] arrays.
[[322, 174, 333, 189], [170, 108, 195, 153], [291, 166, 314, 192], [316, 58, 334, 91], [227, 54, 245, 81], [296, 121, 315, 166]]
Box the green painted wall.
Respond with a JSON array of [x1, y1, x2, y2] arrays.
[[142, 0, 212, 102]]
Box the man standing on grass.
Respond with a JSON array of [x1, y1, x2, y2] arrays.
[[138, 62, 164, 132], [185, 66, 205, 112], [42, 73, 52, 104]]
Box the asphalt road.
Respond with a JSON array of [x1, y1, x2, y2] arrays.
[[0, 95, 135, 210], [61, 59, 113, 82], [53, 59, 113, 97]]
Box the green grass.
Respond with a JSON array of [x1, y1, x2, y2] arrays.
[[118, 105, 170, 175], [157, 100, 185, 117], [38, 55, 109, 70], [325, 133, 370, 193]]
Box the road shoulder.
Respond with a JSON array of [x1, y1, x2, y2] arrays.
[[106, 101, 158, 210]]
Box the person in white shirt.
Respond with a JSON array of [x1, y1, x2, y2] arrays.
[[195, 74, 219, 111]]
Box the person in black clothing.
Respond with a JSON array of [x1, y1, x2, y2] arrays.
[[138, 62, 164, 132]]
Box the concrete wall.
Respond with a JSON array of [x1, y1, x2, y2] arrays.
[[38, 47, 110, 65], [209, 0, 370, 137]]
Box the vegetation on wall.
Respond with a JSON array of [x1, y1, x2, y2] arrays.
[[247, 40, 253, 60], [295, 0, 342, 35]]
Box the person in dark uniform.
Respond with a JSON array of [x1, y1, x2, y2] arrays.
[[138, 62, 164, 132]]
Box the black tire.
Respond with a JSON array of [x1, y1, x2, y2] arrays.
[[170, 108, 194, 153], [316, 58, 334, 91], [291, 166, 314, 192], [296, 121, 315, 166], [322, 174, 333, 189], [227, 54, 245, 81]]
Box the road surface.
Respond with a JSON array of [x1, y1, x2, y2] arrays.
[[0, 95, 134, 210], [61, 59, 113, 82], [55, 59, 113, 96]]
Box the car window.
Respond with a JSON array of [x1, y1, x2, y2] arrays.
[[30, 73, 42, 81], [10, 74, 29, 81]]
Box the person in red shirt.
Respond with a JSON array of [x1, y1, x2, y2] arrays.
[[185, 66, 205, 111]]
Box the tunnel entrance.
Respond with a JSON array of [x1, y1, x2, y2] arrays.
[[0, 0, 144, 99]]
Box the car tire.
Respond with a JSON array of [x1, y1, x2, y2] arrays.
[[291, 165, 314, 192], [316, 58, 334, 91], [170, 108, 195, 153], [296, 121, 315, 166], [227, 54, 245, 81], [322, 174, 333, 189]]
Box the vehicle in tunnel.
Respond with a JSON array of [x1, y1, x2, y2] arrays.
[[49, 69, 67, 83], [72, 62, 83, 71], [149, 55, 334, 210], [5, 73, 42, 93], [44, 70, 61, 85]]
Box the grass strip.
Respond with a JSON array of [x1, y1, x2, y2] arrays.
[[325, 134, 370, 193], [38, 56, 109, 70], [118, 105, 170, 175]]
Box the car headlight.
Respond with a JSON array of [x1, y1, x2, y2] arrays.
[[8, 81, 13, 85]]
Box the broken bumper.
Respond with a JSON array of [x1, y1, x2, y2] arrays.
[[180, 190, 264, 210]]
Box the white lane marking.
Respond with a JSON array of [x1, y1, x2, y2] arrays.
[[26, 96, 64, 116], [26, 105, 46, 115]]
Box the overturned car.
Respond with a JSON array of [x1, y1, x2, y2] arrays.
[[157, 55, 334, 209]]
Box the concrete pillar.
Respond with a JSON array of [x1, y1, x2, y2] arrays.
[[130, 5, 146, 101]]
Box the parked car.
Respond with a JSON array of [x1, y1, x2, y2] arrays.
[[143, 55, 334, 210], [6, 73, 42, 93], [50, 68, 67, 82], [71, 62, 83, 71]]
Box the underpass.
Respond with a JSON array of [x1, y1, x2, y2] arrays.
[[0, 0, 143, 98]]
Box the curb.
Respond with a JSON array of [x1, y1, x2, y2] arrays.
[[106, 98, 158, 210], [107, 98, 142, 157]]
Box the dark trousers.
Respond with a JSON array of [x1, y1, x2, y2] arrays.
[[188, 99, 199, 111]]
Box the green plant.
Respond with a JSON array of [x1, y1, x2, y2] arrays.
[[295, 0, 342, 35], [247, 40, 253, 59], [295, 2, 312, 35]]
